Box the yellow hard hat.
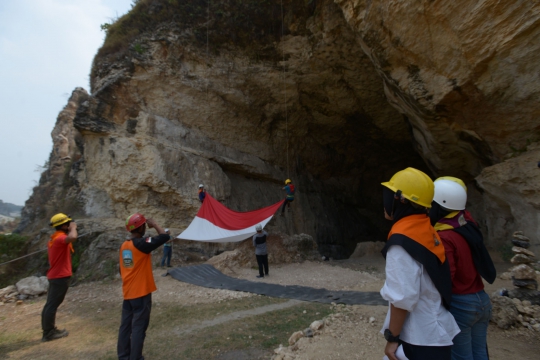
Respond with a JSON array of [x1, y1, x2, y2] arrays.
[[285, 179, 292, 184], [435, 176, 467, 192], [50, 213, 72, 227], [382, 167, 434, 208]]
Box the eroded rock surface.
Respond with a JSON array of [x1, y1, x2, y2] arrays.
[[16, 0, 540, 278]]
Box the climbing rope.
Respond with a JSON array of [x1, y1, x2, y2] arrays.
[[206, 0, 210, 102], [0, 232, 91, 267], [280, 0, 290, 179]]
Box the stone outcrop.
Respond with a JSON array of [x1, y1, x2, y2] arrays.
[[14, 0, 540, 279], [17, 88, 89, 233], [336, 0, 540, 178], [475, 147, 540, 250]]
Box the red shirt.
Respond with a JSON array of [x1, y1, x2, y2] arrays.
[[439, 229, 484, 294], [47, 231, 73, 279]]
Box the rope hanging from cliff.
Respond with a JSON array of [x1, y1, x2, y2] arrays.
[[281, 0, 290, 179], [206, 0, 210, 102]]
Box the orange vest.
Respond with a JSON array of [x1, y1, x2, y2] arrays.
[[119, 240, 157, 300], [388, 214, 446, 263]]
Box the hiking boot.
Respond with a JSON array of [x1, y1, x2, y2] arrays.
[[42, 327, 69, 342]]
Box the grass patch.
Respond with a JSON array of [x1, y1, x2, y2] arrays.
[[145, 299, 332, 359], [0, 286, 332, 359]]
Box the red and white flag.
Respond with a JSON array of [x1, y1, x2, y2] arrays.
[[177, 194, 284, 242]]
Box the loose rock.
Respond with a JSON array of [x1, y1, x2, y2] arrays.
[[288, 331, 304, 345], [511, 264, 537, 280], [511, 254, 535, 265], [513, 234, 530, 242], [512, 239, 530, 249], [513, 278, 538, 290], [491, 296, 519, 329], [310, 320, 324, 331], [512, 247, 536, 257]]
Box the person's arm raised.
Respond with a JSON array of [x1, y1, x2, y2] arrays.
[[65, 222, 78, 244]]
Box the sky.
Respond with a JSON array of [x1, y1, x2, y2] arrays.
[[0, 0, 134, 206]]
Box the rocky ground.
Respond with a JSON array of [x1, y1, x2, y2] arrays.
[[1, 254, 540, 359]]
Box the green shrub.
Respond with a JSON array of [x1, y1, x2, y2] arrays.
[[91, 0, 315, 84], [0, 233, 28, 261]]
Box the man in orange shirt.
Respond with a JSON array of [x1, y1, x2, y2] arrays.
[[41, 213, 77, 342], [118, 213, 170, 360]]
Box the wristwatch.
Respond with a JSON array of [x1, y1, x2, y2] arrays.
[[384, 329, 400, 343]]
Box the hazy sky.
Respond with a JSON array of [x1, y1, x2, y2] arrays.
[[0, 0, 133, 206]]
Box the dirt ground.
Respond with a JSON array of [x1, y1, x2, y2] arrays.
[[1, 255, 539, 359]]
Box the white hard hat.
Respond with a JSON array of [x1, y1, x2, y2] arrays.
[[255, 224, 262, 232], [199, 184, 204, 188], [433, 179, 467, 210]]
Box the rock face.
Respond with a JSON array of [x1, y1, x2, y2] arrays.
[[27, 0, 426, 260], [475, 147, 540, 251], [17, 88, 89, 233], [15, 0, 540, 277], [336, 0, 540, 178]]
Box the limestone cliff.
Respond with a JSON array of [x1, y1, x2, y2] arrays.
[[17, 0, 540, 275]]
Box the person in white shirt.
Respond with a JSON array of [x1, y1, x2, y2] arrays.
[[380, 168, 460, 360]]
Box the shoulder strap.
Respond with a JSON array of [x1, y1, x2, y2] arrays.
[[453, 222, 497, 284], [382, 235, 452, 310]]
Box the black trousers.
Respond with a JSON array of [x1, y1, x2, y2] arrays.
[[41, 276, 70, 334], [401, 341, 452, 360], [281, 198, 293, 213], [256, 254, 269, 277], [118, 293, 152, 360]]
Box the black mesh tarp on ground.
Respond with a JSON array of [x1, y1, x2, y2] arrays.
[[168, 264, 386, 306]]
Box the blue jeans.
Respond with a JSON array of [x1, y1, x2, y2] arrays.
[[450, 290, 492, 360], [161, 246, 172, 267]]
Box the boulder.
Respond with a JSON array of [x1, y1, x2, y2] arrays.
[[491, 295, 518, 329], [15, 276, 48, 296]]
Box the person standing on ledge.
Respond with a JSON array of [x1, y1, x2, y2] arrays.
[[198, 184, 206, 203], [160, 228, 173, 268], [281, 179, 295, 216], [118, 213, 170, 360], [252, 224, 269, 278], [41, 213, 77, 342], [380, 168, 459, 360]]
